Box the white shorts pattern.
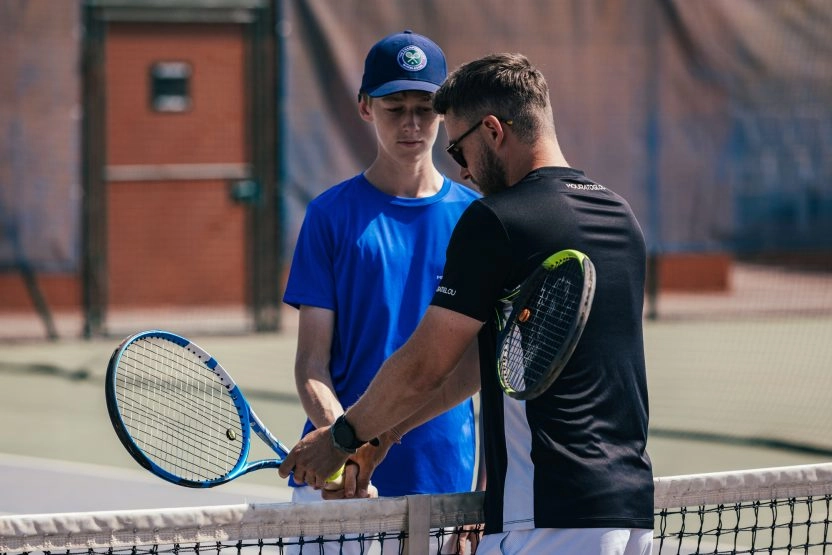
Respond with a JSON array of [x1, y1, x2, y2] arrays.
[[477, 527, 653, 555]]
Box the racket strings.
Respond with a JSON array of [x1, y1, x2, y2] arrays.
[[117, 341, 242, 480], [115, 337, 244, 482], [501, 260, 584, 394], [116, 373, 236, 470]]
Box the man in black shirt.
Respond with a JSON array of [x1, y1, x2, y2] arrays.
[[280, 53, 654, 555]]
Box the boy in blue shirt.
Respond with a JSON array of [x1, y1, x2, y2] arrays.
[[283, 30, 480, 503]]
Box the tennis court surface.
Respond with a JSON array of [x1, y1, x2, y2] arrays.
[[1, 261, 831, 552]]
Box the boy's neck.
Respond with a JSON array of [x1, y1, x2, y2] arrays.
[[364, 160, 444, 199]]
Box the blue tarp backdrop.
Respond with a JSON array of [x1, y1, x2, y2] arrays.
[[281, 0, 832, 256], [1, 0, 830, 272]]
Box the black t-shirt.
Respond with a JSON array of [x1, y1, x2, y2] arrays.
[[432, 167, 654, 533]]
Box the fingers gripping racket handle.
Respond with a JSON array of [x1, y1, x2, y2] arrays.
[[249, 407, 344, 485]]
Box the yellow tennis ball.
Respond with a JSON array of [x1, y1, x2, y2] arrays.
[[323, 464, 345, 491]]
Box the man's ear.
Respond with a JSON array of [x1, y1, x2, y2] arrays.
[[482, 115, 507, 147]]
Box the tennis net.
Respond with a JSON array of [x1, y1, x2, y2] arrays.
[[2, 463, 831, 554]]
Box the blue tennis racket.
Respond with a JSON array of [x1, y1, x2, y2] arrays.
[[105, 329, 342, 488]]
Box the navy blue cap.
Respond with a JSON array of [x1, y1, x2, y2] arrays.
[[360, 30, 447, 98]]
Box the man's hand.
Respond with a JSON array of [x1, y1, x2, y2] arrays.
[[278, 425, 349, 488], [323, 434, 394, 498], [321, 460, 380, 500]]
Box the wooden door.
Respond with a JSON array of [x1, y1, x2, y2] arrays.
[[104, 22, 249, 310]]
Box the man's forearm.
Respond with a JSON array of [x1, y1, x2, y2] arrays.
[[345, 306, 482, 444], [345, 344, 443, 443], [383, 339, 480, 439]]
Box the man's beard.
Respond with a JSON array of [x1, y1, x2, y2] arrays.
[[473, 144, 509, 196]]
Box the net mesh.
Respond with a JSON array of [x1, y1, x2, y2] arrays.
[[654, 463, 832, 554], [2, 464, 831, 555]]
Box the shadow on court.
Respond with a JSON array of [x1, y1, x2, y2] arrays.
[[1, 298, 830, 515]]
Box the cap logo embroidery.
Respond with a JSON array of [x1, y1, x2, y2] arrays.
[[397, 45, 427, 72]]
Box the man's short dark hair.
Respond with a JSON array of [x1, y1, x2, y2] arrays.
[[433, 53, 553, 143]]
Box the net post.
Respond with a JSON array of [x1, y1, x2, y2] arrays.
[[406, 494, 431, 554]]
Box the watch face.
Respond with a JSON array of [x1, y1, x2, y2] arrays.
[[333, 415, 359, 451]]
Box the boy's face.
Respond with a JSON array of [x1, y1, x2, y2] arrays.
[[360, 91, 440, 162]]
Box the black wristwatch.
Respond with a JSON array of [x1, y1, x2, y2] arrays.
[[330, 414, 365, 454]]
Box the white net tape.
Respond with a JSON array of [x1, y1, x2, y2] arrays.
[[3, 464, 832, 554]]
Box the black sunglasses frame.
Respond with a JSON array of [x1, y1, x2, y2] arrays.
[[446, 120, 484, 168], [446, 118, 513, 168]]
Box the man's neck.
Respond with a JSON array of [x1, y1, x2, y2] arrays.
[[507, 140, 569, 187]]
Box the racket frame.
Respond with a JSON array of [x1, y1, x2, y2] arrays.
[[105, 329, 290, 488], [496, 249, 596, 400]]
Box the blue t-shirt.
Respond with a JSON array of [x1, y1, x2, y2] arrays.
[[283, 173, 480, 496]]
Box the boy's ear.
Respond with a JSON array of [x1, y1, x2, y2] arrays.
[[358, 95, 373, 121]]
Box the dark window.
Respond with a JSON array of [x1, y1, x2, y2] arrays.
[[150, 62, 192, 112]]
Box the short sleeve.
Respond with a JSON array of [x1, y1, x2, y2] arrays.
[[282, 203, 337, 310], [431, 201, 512, 322]]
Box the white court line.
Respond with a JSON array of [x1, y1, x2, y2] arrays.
[[0, 452, 292, 516]]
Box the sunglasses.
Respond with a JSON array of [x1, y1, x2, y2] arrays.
[[446, 118, 513, 168], [446, 120, 483, 168]]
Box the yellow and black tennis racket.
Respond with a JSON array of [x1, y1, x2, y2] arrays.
[[496, 249, 596, 400]]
